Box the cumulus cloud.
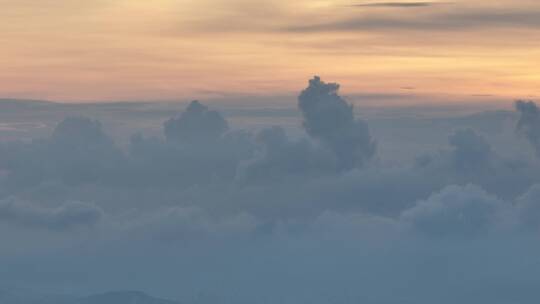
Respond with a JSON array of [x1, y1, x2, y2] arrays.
[[48, 116, 124, 185], [0, 198, 103, 231], [51, 116, 113, 148], [129, 127, 252, 188], [164, 100, 229, 144], [298, 76, 376, 170], [516, 183, 540, 231], [401, 184, 509, 238], [0, 116, 124, 189], [411, 127, 539, 200], [449, 128, 492, 171], [237, 126, 335, 183], [2, 92, 540, 303], [515, 100, 540, 156]]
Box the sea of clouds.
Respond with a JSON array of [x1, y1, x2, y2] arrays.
[[1, 77, 540, 303]]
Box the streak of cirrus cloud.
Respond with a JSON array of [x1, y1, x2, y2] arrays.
[[1, 0, 540, 101]]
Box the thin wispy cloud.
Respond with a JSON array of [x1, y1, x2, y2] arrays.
[[286, 9, 540, 32], [352, 2, 444, 8]]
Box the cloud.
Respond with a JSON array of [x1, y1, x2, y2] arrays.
[[516, 184, 540, 231], [0, 79, 536, 226], [309, 211, 400, 240], [51, 116, 112, 148], [352, 2, 443, 8], [129, 125, 253, 188], [298, 76, 376, 170], [448, 128, 492, 171], [286, 9, 540, 33], [237, 126, 336, 183], [129, 206, 259, 242], [401, 184, 509, 238], [0, 86, 535, 228], [0, 198, 103, 231], [515, 100, 540, 156], [164, 100, 229, 144], [2, 90, 540, 302], [0, 116, 125, 189], [49, 116, 125, 185], [410, 126, 540, 201]]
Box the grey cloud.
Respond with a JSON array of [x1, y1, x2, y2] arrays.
[[515, 100, 540, 157], [309, 211, 399, 239], [237, 126, 336, 183], [164, 100, 228, 144], [129, 132, 253, 188], [49, 116, 124, 185], [352, 2, 442, 8], [0, 198, 103, 231], [129, 207, 259, 242], [0, 89, 535, 227], [51, 116, 112, 148], [0, 80, 539, 237], [298, 76, 376, 170], [516, 184, 540, 231], [0, 116, 124, 190], [286, 9, 540, 33], [3, 90, 540, 302], [401, 184, 508, 238], [449, 128, 492, 171], [415, 127, 536, 200]]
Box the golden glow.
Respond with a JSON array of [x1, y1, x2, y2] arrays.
[[1, 0, 540, 102]]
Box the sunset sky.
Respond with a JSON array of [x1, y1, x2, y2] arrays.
[[5, 2, 540, 302], [2, 0, 540, 102]]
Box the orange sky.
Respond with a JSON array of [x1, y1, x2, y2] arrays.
[[1, 0, 540, 103]]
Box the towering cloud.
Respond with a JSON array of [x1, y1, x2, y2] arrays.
[[127, 101, 250, 187], [515, 100, 540, 156], [298, 76, 376, 170], [164, 100, 228, 144]]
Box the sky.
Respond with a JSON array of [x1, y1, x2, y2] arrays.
[[2, 0, 540, 102], [5, 2, 540, 302]]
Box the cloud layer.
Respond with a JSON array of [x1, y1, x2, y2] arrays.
[[0, 198, 102, 231], [1, 78, 540, 302]]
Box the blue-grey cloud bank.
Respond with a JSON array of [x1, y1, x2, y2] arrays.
[[1, 77, 540, 303]]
